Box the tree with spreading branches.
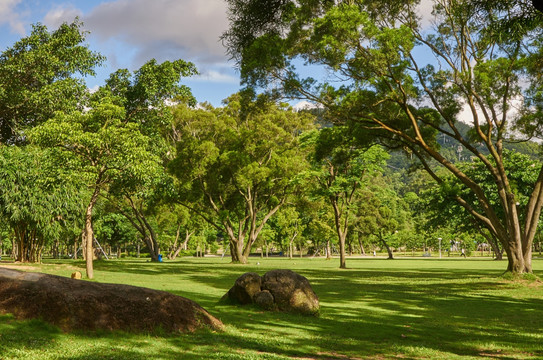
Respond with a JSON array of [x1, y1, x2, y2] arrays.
[[223, 0, 543, 274]]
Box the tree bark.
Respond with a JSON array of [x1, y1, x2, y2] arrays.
[[84, 184, 101, 279], [169, 228, 193, 260], [358, 236, 366, 255], [11, 238, 17, 261], [326, 240, 332, 260], [331, 199, 348, 269], [379, 233, 394, 260]]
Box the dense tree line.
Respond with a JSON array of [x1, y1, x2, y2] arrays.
[[3, 1, 543, 276]]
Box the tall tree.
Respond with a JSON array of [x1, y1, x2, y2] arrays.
[[223, 0, 543, 274], [30, 99, 159, 278], [359, 178, 410, 259], [0, 20, 104, 143], [155, 204, 205, 260], [94, 58, 198, 262], [306, 127, 389, 268], [31, 58, 196, 276], [169, 95, 314, 263]]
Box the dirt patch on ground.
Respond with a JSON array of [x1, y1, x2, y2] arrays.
[[0, 264, 41, 271], [0, 267, 223, 333]]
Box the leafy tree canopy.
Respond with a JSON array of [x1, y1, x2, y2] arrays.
[[168, 94, 315, 263], [0, 145, 85, 262], [223, 0, 543, 273], [0, 20, 104, 143]]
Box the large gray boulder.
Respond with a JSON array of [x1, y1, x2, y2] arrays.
[[225, 272, 261, 305], [262, 269, 320, 316], [222, 269, 319, 316], [0, 267, 223, 333]]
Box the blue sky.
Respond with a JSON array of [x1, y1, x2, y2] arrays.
[[0, 0, 241, 106]]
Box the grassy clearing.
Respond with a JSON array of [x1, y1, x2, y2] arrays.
[[1, 256, 542, 359]]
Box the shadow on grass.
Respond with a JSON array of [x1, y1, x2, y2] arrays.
[[0, 314, 60, 350], [4, 258, 543, 359]]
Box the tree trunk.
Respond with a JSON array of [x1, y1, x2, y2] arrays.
[[142, 235, 160, 262], [229, 238, 248, 264], [81, 231, 86, 261], [505, 243, 526, 273], [379, 234, 394, 260], [339, 233, 347, 269], [168, 225, 181, 260], [289, 231, 298, 260], [84, 185, 101, 279], [474, 222, 504, 261], [487, 237, 503, 260], [326, 241, 332, 260], [229, 241, 238, 262], [169, 230, 193, 260], [142, 217, 160, 262], [358, 238, 366, 255], [331, 199, 348, 268], [115, 195, 160, 261], [11, 238, 17, 261]]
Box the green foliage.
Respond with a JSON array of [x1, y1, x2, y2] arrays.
[[304, 125, 390, 264], [168, 94, 315, 262], [0, 145, 85, 261], [423, 150, 542, 231], [95, 58, 198, 142], [223, 0, 543, 273], [94, 212, 138, 247], [0, 20, 104, 143], [30, 98, 159, 184]]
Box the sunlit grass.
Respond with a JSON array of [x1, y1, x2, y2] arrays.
[[1, 256, 542, 359]]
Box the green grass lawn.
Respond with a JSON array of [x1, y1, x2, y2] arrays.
[[1, 256, 542, 359]]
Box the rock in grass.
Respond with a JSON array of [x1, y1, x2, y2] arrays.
[[0, 267, 223, 333], [254, 290, 275, 310], [225, 272, 261, 305], [223, 269, 319, 316], [262, 269, 320, 316]]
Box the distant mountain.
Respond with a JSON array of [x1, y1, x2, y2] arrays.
[[387, 121, 541, 171]]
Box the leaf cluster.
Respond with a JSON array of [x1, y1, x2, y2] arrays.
[[0, 20, 104, 143]]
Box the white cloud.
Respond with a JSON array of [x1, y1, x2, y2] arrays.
[[43, 0, 233, 87], [293, 100, 322, 111], [0, 0, 25, 35], [193, 70, 238, 84], [415, 0, 435, 29], [43, 5, 83, 28], [88, 84, 100, 94], [83, 0, 228, 65]]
